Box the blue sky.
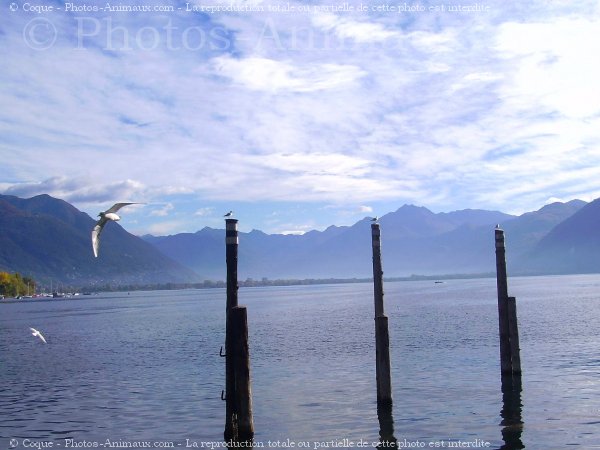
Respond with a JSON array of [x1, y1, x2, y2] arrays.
[[1, 0, 600, 235]]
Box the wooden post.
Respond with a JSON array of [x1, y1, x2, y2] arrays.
[[372, 224, 384, 318], [372, 223, 392, 406], [223, 219, 254, 442], [507, 297, 522, 375], [375, 316, 392, 406], [230, 306, 254, 440], [226, 219, 239, 311], [495, 227, 522, 376], [494, 227, 508, 301], [224, 219, 239, 441]]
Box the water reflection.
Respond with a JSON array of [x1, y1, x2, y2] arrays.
[[499, 376, 524, 450], [377, 403, 397, 449]]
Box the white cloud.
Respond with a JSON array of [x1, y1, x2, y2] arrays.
[[2, 177, 147, 205], [278, 229, 306, 235], [211, 56, 366, 92], [2, 177, 83, 199], [2, 1, 600, 233], [311, 14, 399, 43], [255, 152, 370, 176], [150, 203, 174, 217], [449, 71, 504, 92], [405, 29, 457, 52], [194, 207, 214, 217], [496, 18, 600, 118]]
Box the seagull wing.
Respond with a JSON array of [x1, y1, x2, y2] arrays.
[[105, 202, 142, 214], [30, 327, 47, 343], [92, 217, 108, 258]]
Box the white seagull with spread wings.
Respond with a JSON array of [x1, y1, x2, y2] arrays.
[[30, 327, 47, 344], [92, 202, 142, 257]]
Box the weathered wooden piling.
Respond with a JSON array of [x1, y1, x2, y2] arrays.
[[226, 219, 239, 312], [495, 227, 522, 376], [224, 219, 254, 441], [230, 305, 254, 440], [506, 297, 522, 374], [372, 224, 385, 319], [375, 316, 392, 405], [372, 223, 392, 406]]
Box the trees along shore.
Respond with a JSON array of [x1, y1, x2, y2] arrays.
[[0, 272, 36, 297]]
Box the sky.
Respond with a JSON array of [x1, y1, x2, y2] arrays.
[[1, 0, 600, 235]]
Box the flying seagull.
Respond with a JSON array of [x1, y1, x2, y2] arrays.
[[30, 327, 47, 344], [224, 211, 233, 218], [92, 202, 141, 257]]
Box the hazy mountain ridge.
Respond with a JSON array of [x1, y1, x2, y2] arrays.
[[142, 201, 591, 279], [516, 198, 600, 274], [0, 194, 198, 286], [0, 194, 595, 285]]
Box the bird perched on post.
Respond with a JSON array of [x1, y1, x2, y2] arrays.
[[92, 202, 142, 257], [370, 216, 379, 222], [224, 211, 233, 218]]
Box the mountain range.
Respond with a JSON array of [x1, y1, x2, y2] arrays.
[[143, 200, 592, 280], [1, 193, 599, 286], [0, 194, 196, 287]]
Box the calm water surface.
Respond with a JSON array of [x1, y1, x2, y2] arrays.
[[1, 275, 599, 449]]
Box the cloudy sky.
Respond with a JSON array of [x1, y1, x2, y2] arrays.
[[2, 0, 599, 235]]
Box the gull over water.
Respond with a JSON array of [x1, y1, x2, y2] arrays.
[[30, 327, 47, 344], [92, 202, 142, 257]]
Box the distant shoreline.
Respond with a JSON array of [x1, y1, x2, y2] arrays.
[[69, 271, 517, 293], [4, 272, 600, 298], [75, 272, 491, 293]]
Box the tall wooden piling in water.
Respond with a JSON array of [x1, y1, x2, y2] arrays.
[[495, 227, 522, 376], [224, 218, 254, 441], [230, 305, 254, 440], [225, 219, 239, 311], [372, 223, 392, 406]]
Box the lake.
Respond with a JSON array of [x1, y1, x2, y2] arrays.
[[1, 275, 599, 449]]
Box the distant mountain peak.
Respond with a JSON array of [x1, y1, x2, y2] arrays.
[[0, 193, 198, 285], [397, 203, 433, 212], [538, 199, 587, 213], [249, 229, 267, 235]]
